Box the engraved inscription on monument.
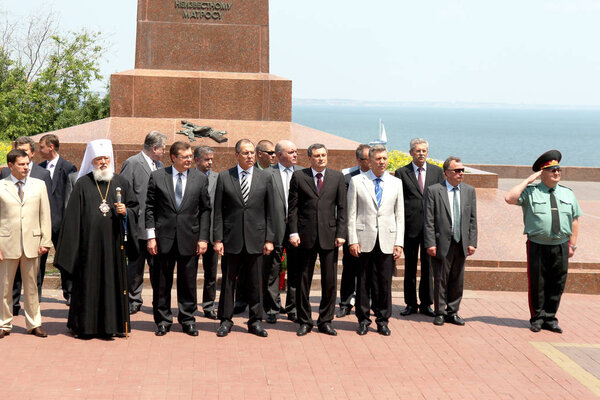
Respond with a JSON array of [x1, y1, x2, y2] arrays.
[[175, 1, 233, 20]]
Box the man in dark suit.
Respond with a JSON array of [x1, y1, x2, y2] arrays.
[[37, 134, 77, 305], [336, 144, 370, 318], [424, 156, 477, 326], [1, 137, 52, 315], [194, 145, 219, 320], [145, 141, 211, 336], [213, 139, 274, 337], [263, 140, 302, 324], [395, 138, 444, 317], [120, 131, 167, 314], [288, 143, 347, 336]]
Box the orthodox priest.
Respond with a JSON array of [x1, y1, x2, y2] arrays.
[[54, 139, 139, 338]]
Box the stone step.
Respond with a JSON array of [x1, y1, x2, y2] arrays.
[[41, 264, 600, 295]]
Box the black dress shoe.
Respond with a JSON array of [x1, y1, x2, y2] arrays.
[[248, 323, 268, 337], [318, 323, 337, 336], [356, 322, 369, 336], [529, 324, 541, 333], [182, 323, 199, 336], [287, 312, 297, 322], [204, 310, 218, 320], [129, 303, 141, 315], [400, 305, 417, 316], [266, 314, 277, 324], [216, 323, 231, 337], [233, 302, 248, 315], [433, 315, 445, 326], [335, 307, 351, 318], [296, 324, 312, 336], [542, 322, 563, 334], [0, 330, 9, 338], [155, 325, 170, 336], [13, 307, 20, 316], [66, 296, 71, 307], [377, 324, 391, 336], [419, 305, 436, 317], [446, 315, 465, 326]]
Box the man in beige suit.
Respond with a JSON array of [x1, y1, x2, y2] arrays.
[[347, 144, 404, 336], [0, 149, 52, 338]]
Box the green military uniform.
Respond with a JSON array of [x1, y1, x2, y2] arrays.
[[518, 182, 582, 328]]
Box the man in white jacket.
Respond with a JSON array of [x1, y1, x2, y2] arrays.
[[347, 144, 404, 336]]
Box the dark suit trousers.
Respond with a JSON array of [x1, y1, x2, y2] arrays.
[[339, 242, 360, 309], [403, 233, 433, 308], [218, 249, 264, 326], [12, 252, 48, 311], [297, 243, 338, 327], [356, 240, 394, 325], [526, 240, 568, 326], [432, 240, 465, 316], [263, 245, 283, 315], [201, 245, 218, 312], [151, 239, 198, 327], [283, 242, 300, 315], [127, 239, 154, 307]]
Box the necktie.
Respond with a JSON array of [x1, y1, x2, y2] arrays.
[[417, 167, 424, 194], [285, 168, 293, 192], [549, 188, 560, 235], [375, 178, 382, 207], [316, 172, 323, 194], [452, 186, 461, 242], [16, 181, 24, 202], [48, 163, 55, 178], [175, 172, 183, 210], [240, 170, 249, 204]]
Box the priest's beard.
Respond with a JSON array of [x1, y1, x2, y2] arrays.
[[93, 167, 114, 182]]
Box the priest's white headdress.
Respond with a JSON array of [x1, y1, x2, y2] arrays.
[[77, 139, 115, 180]]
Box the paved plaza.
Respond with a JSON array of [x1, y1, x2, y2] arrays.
[[2, 288, 600, 399]]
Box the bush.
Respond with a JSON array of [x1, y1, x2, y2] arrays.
[[387, 150, 443, 171]]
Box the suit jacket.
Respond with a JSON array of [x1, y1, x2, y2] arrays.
[[347, 172, 404, 254], [213, 166, 274, 254], [395, 162, 444, 238], [287, 168, 347, 250], [145, 167, 211, 256], [1, 163, 52, 202], [39, 157, 77, 239], [423, 181, 478, 259], [269, 164, 302, 246], [120, 152, 164, 238], [0, 176, 52, 259], [343, 168, 361, 191]]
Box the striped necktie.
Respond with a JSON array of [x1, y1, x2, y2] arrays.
[[240, 170, 249, 204]]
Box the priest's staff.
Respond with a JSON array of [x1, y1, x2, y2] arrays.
[[116, 187, 129, 338]]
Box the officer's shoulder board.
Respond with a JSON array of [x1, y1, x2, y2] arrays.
[[557, 183, 574, 192]]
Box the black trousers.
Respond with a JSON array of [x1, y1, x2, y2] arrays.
[[151, 240, 199, 327], [297, 243, 338, 327], [282, 242, 300, 315], [218, 249, 264, 326], [356, 240, 394, 325], [201, 244, 218, 312], [526, 240, 569, 326], [432, 240, 465, 316], [263, 245, 283, 316], [403, 233, 433, 308], [339, 242, 360, 310], [127, 239, 154, 307]]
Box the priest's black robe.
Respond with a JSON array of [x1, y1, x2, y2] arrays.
[[54, 172, 139, 336]]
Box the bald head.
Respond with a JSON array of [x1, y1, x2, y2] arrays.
[[275, 140, 298, 168]]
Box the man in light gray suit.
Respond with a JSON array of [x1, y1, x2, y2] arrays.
[[424, 156, 477, 326], [263, 140, 302, 324], [347, 145, 404, 336], [194, 145, 219, 320], [120, 131, 167, 314]]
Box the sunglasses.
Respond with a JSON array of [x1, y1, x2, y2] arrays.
[[448, 168, 465, 173], [263, 151, 275, 155]]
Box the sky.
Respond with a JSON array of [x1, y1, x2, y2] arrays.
[[3, 0, 600, 107]]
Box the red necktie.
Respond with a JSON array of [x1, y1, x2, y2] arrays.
[[418, 167, 424, 194], [316, 172, 323, 194]]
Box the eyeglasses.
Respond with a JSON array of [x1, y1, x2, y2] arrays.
[[546, 168, 561, 173], [177, 155, 193, 160], [448, 168, 465, 173]]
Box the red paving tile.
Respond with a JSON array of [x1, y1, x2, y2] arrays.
[[1, 289, 600, 399]]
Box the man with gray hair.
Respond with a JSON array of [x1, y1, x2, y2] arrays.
[[395, 138, 444, 317], [120, 130, 167, 314], [194, 145, 219, 320]]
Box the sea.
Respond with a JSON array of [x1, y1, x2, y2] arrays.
[[292, 104, 600, 167]]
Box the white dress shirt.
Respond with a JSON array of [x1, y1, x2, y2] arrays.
[[46, 155, 60, 179]]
